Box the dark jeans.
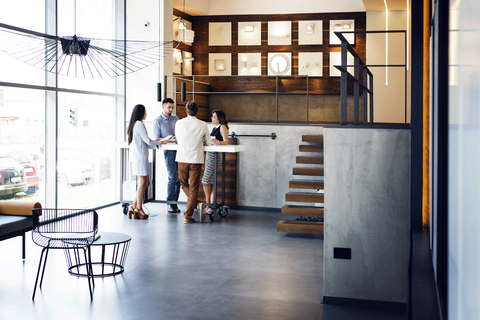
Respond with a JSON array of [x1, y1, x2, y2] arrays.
[[164, 150, 180, 203]]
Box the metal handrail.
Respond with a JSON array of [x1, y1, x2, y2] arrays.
[[229, 132, 276, 140], [166, 74, 316, 125], [334, 30, 408, 126]]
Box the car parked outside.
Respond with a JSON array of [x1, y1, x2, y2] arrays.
[[0, 157, 28, 199], [57, 155, 94, 187], [6, 151, 40, 194], [59, 148, 111, 180]]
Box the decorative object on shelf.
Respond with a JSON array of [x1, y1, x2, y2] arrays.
[[172, 49, 194, 75], [238, 52, 261, 76], [172, 49, 182, 74], [305, 23, 315, 35], [238, 21, 262, 46], [173, 0, 195, 44], [214, 59, 226, 71], [329, 19, 355, 45], [209, 22, 232, 46], [174, 50, 183, 65], [268, 52, 291, 76], [298, 52, 323, 77], [268, 21, 292, 45], [298, 20, 323, 45], [329, 51, 354, 77], [0, 0, 175, 79], [176, 21, 195, 44], [209, 53, 231, 75], [182, 51, 194, 75]]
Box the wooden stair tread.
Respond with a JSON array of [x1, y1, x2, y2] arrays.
[[299, 145, 323, 153], [296, 156, 324, 164], [286, 191, 324, 203], [302, 135, 324, 143], [293, 168, 324, 176], [282, 205, 324, 217], [289, 179, 324, 189], [277, 220, 324, 234]]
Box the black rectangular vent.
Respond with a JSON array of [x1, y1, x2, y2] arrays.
[[334, 247, 351, 259]]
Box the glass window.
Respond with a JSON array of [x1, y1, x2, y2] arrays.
[[0, 0, 47, 86], [0, 0, 45, 33], [0, 87, 45, 202], [57, 92, 116, 208]]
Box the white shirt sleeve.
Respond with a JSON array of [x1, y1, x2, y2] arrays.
[[204, 123, 212, 146], [137, 121, 162, 148]]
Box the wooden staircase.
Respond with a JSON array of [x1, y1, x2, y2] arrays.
[[277, 135, 324, 234]]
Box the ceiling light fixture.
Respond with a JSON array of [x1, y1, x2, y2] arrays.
[[0, 0, 176, 79], [245, 25, 254, 32]]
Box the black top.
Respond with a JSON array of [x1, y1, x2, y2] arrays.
[[211, 125, 223, 141]]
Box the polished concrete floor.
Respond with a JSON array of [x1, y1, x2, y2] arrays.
[[0, 203, 411, 320]]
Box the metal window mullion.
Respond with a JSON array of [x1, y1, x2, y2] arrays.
[[363, 68, 368, 126], [354, 56, 360, 126], [340, 40, 348, 126], [369, 73, 374, 125]]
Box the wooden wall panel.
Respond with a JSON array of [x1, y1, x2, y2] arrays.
[[173, 78, 210, 121], [191, 12, 366, 95]]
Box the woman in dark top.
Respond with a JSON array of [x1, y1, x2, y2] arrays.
[[202, 110, 229, 215]]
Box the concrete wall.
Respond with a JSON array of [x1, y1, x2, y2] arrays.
[[232, 124, 323, 208], [323, 127, 410, 305]]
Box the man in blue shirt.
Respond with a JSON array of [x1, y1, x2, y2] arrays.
[[153, 98, 180, 213]]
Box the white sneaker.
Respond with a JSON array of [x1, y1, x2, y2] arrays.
[[198, 203, 206, 223]]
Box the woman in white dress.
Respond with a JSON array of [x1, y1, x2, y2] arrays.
[[127, 104, 165, 219]]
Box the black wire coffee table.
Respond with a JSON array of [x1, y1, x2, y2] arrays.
[[65, 232, 131, 277]]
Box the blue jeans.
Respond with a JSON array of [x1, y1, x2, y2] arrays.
[[164, 150, 180, 202]]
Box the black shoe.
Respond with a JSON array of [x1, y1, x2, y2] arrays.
[[167, 204, 176, 213], [171, 204, 181, 213]]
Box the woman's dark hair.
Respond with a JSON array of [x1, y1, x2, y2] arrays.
[[127, 104, 146, 145], [213, 109, 229, 130]]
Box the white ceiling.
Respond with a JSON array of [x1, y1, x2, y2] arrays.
[[173, 0, 408, 16], [173, 0, 367, 16]]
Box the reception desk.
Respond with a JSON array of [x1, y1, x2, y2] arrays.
[[160, 143, 245, 153]]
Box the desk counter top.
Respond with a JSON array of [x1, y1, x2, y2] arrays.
[[116, 143, 245, 153]]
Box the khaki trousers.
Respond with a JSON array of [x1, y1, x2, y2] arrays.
[[177, 163, 202, 219]]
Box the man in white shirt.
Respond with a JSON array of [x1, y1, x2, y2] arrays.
[[175, 101, 212, 223]]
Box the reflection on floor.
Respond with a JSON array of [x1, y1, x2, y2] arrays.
[[0, 203, 407, 320]]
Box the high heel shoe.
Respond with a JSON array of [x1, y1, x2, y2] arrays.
[[134, 208, 149, 220], [128, 206, 136, 219]]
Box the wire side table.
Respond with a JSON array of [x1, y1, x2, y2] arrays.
[[65, 232, 131, 277]]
